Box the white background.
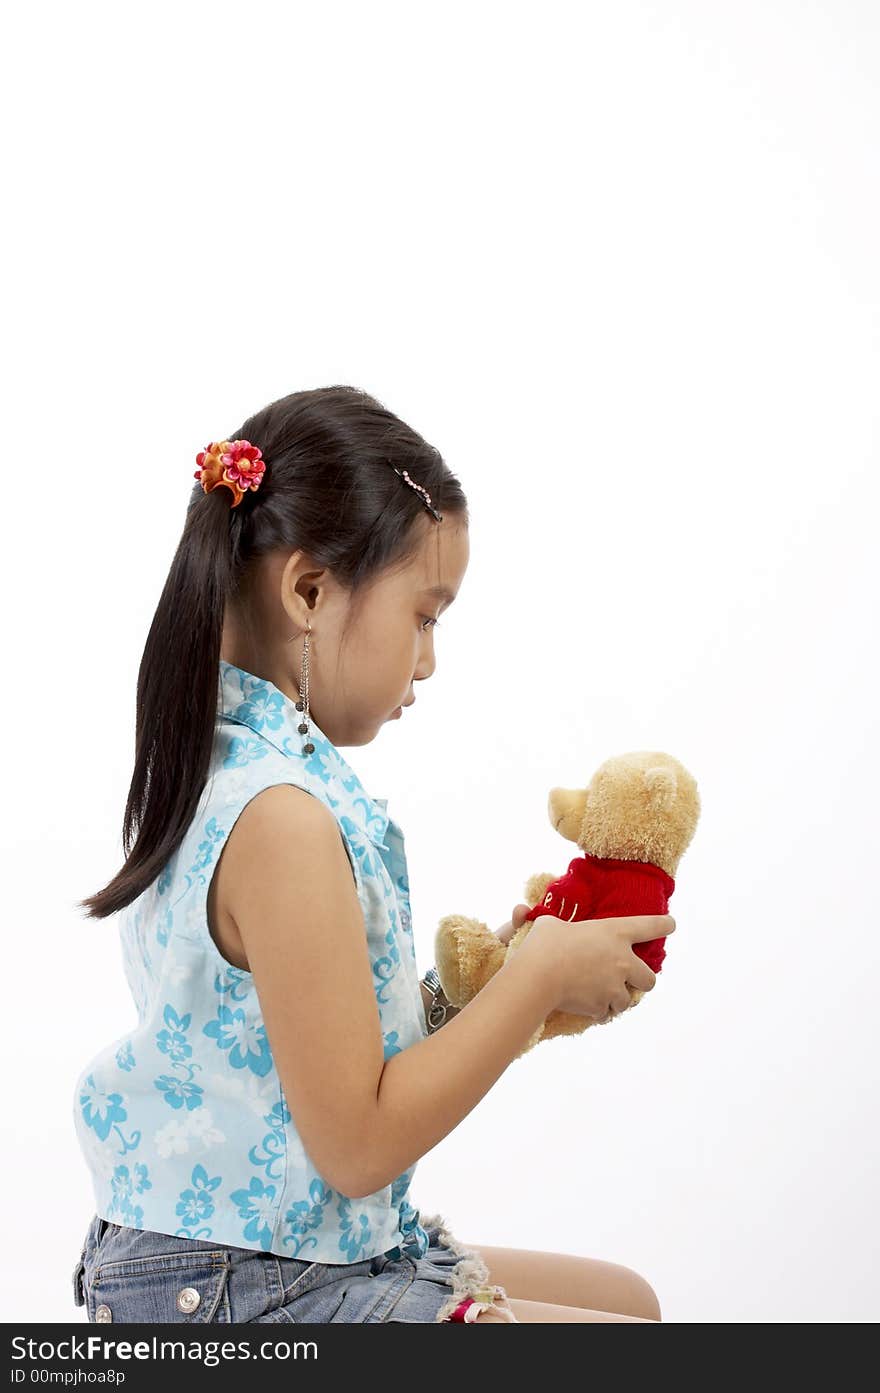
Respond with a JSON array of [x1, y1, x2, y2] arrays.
[[4, 0, 878, 1324]]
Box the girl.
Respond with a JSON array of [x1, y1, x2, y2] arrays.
[[71, 384, 673, 1324]]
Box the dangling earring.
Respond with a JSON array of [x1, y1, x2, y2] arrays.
[[295, 621, 315, 755]]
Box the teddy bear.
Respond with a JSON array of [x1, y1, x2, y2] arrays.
[[434, 750, 700, 1058]]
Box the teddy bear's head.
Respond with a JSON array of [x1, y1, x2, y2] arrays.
[[547, 750, 700, 878]]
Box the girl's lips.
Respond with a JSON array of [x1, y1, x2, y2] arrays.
[[391, 706, 402, 718]]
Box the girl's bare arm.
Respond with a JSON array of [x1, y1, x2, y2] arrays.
[[370, 944, 555, 1196], [220, 783, 558, 1201]]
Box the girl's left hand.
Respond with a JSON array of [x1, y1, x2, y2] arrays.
[[493, 903, 532, 946]]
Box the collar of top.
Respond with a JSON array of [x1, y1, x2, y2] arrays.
[[216, 659, 391, 851]]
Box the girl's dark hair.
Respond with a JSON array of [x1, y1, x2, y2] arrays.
[[79, 385, 468, 921]]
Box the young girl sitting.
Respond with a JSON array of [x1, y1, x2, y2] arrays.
[[71, 384, 671, 1324]]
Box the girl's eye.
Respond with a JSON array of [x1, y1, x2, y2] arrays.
[[420, 616, 441, 631]]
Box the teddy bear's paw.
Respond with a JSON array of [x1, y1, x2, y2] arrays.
[[541, 1008, 595, 1040], [435, 914, 506, 1006], [524, 871, 557, 908], [436, 912, 484, 939]]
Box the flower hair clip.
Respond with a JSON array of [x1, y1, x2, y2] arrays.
[[194, 439, 266, 508]]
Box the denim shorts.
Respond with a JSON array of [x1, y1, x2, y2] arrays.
[[72, 1210, 518, 1324]]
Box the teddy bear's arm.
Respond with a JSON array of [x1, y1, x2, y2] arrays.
[[524, 871, 558, 908]]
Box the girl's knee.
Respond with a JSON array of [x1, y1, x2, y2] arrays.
[[623, 1269, 662, 1321], [589, 1259, 662, 1321]]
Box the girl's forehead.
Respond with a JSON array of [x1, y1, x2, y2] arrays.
[[378, 518, 469, 598], [414, 517, 470, 581]]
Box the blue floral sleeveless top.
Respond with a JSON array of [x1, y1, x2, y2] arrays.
[[72, 659, 431, 1264]]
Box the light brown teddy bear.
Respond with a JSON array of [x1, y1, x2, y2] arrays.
[[434, 750, 700, 1058]]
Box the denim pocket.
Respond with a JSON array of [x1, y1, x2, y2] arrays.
[[89, 1249, 231, 1324]]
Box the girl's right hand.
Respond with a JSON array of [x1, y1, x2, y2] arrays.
[[520, 912, 676, 1021]]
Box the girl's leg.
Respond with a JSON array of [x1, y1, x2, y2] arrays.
[[478, 1297, 658, 1323], [456, 1241, 662, 1321]]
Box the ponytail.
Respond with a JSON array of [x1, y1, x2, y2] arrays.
[[78, 493, 236, 919]]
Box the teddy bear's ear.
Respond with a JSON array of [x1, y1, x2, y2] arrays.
[[640, 757, 702, 855], [643, 764, 678, 810]]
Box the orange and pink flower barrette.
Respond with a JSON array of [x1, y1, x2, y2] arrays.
[[194, 439, 266, 508]]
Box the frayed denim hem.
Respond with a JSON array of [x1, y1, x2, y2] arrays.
[[418, 1210, 519, 1323]]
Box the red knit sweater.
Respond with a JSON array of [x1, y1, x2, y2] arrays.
[[523, 852, 675, 973]]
